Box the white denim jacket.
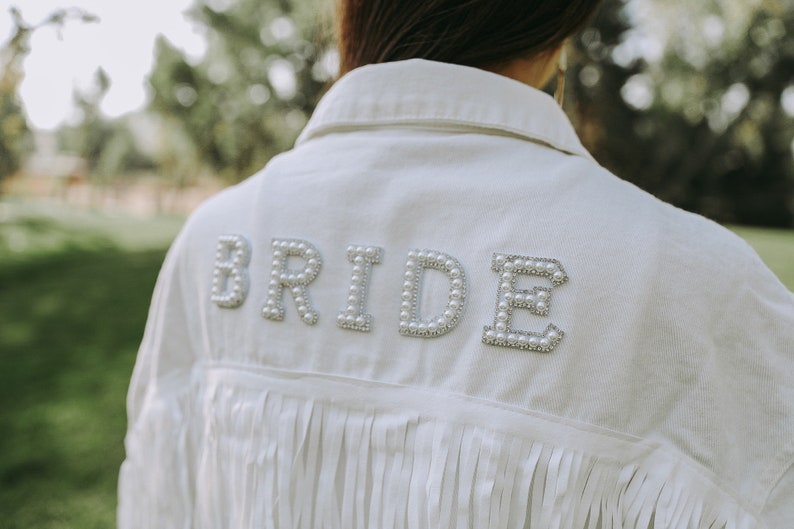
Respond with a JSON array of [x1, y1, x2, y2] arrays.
[[119, 59, 794, 528]]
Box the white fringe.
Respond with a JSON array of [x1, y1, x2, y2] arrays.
[[118, 385, 194, 529], [118, 366, 763, 529]]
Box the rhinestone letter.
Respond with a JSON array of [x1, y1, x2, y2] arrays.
[[482, 253, 568, 352], [262, 238, 322, 325], [399, 249, 467, 338], [211, 234, 251, 308], [337, 244, 383, 332]]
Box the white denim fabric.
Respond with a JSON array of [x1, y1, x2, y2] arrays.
[[118, 59, 794, 528]]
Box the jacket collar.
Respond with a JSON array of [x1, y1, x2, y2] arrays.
[[296, 59, 593, 161]]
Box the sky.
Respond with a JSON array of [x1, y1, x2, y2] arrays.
[[1, 0, 207, 129]]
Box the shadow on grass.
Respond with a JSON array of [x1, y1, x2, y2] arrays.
[[0, 247, 167, 529]]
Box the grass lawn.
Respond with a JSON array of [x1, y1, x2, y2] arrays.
[[729, 225, 794, 290], [0, 199, 792, 528], [0, 201, 181, 529]]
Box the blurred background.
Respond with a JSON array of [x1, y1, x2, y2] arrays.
[[1, 0, 792, 526]]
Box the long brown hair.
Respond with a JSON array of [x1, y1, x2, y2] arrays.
[[337, 0, 602, 75]]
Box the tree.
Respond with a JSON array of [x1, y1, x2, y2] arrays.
[[0, 7, 98, 190], [57, 69, 155, 186], [569, 0, 794, 227], [148, 0, 335, 182], [146, 0, 793, 226], [645, 1, 794, 227], [568, 0, 650, 182]]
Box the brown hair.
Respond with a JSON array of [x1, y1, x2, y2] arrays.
[[337, 0, 602, 74]]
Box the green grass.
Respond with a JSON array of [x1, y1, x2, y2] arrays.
[[729, 225, 794, 290], [0, 200, 184, 265], [0, 201, 180, 529], [0, 200, 791, 528]]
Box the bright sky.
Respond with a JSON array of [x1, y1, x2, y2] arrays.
[[0, 0, 207, 129]]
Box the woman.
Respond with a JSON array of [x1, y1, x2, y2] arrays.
[[119, 1, 794, 527]]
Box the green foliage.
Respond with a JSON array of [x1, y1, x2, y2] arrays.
[[144, 0, 794, 225], [635, 2, 794, 227], [570, 0, 645, 177], [571, 0, 794, 227], [0, 7, 98, 189], [0, 90, 33, 185], [1, 7, 151, 189], [57, 70, 156, 185], [0, 8, 36, 187], [148, 0, 334, 182]]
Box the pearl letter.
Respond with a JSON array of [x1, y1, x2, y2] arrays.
[[337, 244, 383, 332], [482, 253, 568, 352], [262, 238, 322, 325], [211, 234, 251, 308], [399, 249, 467, 338]]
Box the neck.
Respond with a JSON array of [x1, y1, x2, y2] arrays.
[[481, 47, 562, 89]]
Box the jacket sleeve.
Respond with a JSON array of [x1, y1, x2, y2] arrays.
[[755, 269, 794, 527], [763, 458, 794, 528], [117, 230, 198, 529]]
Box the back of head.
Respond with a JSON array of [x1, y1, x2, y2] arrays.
[[336, 0, 603, 74]]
